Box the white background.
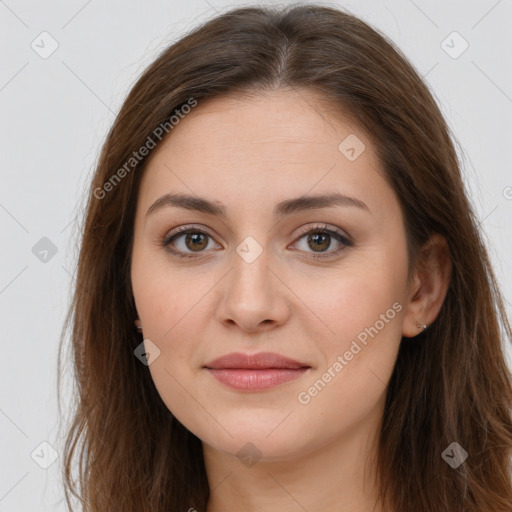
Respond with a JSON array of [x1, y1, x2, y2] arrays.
[[1, 0, 511, 510]]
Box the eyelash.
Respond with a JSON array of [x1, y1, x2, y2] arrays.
[[159, 224, 354, 260]]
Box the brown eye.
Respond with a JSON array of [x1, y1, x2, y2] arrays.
[[185, 232, 208, 251], [161, 228, 221, 259], [307, 232, 331, 252], [291, 225, 353, 259]]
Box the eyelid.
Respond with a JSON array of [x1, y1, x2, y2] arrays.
[[162, 224, 218, 243], [291, 222, 351, 241]]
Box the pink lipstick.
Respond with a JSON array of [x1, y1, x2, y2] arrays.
[[204, 352, 311, 391]]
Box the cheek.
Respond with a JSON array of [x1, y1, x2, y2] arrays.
[[292, 277, 405, 444], [293, 246, 407, 400], [132, 255, 213, 338], [292, 255, 406, 346], [133, 271, 213, 427], [307, 279, 404, 393], [132, 263, 217, 387]]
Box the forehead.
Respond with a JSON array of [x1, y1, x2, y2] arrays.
[[138, 88, 395, 218], [155, 88, 364, 155]]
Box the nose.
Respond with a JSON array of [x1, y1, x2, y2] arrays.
[[215, 245, 291, 334]]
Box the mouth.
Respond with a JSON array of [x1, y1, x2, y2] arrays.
[[204, 352, 311, 391]]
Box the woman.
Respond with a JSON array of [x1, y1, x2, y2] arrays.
[[59, 4, 512, 511]]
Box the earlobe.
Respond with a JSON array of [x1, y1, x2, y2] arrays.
[[401, 233, 452, 338]]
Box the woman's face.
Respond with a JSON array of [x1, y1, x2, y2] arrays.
[[131, 88, 413, 462]]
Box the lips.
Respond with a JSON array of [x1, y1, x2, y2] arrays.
[[204, 352, 310, 370], [204, 352, 311, 391]]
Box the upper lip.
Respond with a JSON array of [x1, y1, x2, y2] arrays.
[[204, 352, 310, 370]]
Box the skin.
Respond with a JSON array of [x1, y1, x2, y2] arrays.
[[130, 88, 451, 512]]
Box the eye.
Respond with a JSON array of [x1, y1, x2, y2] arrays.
[[290, 224, 353, 259], [159, 223, 353, 260], [160, 226, 221, 259]]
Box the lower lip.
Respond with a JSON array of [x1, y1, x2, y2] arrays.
[[206, 368, 309, 391]]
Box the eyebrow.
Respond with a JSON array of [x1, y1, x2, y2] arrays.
[[145, 192, 370, 220]]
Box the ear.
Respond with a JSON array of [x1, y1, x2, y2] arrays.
[[402, 233, 452, 338]]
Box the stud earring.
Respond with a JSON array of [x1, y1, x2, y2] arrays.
[[416, 321, 427, 330]]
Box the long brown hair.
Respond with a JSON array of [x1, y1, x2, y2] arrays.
[[58, 4, 512, 511]]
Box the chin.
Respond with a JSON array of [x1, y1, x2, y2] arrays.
[[193, 414, 318, 463]]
